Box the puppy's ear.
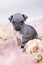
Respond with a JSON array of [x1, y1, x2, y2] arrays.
[[8, 15, 13, 22], [22, 14, 28, 21]]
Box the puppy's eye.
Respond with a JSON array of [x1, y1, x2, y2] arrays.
[[21, 21, 24, 24]]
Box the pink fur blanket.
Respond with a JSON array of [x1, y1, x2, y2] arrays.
[[0, 19, 43, 65]]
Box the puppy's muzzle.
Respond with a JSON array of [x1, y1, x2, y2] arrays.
[[15, 26, 21, 31]]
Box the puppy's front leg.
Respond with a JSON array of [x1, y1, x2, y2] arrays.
[[17, 38, 21, 46], [21, 35, 29, 48]]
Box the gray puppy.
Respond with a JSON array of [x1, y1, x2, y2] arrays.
[[8, 13, 38, 48]]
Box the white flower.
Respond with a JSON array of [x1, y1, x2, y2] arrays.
[[25, 39, 41, 54]]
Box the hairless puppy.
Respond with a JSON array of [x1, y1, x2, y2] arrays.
[[8, 13, 38, 48]]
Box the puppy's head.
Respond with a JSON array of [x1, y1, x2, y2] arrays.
[[8, 13, 28, 31]]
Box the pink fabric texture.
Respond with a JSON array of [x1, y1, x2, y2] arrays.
[[0, 19, 43, 65]]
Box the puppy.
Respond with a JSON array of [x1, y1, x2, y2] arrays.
[[8, 13, 38, 48]]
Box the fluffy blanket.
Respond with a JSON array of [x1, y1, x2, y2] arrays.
[[0, 19, 43, 65]]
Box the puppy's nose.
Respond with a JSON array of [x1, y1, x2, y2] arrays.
[[16, 26, 20, 31]]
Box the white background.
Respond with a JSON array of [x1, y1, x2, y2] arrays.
[[0, 0, 43, 24]]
